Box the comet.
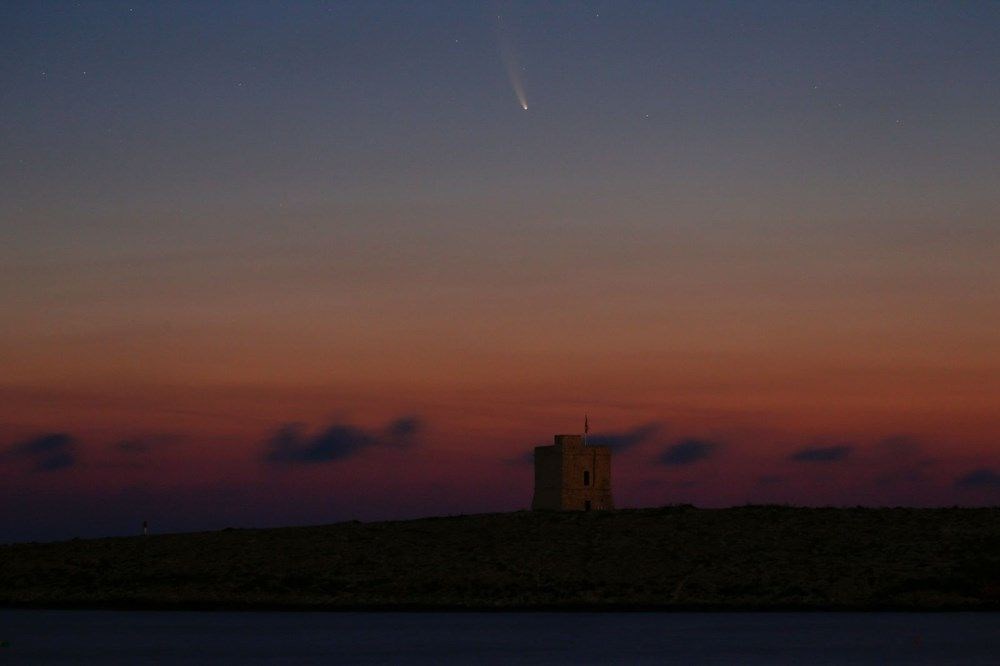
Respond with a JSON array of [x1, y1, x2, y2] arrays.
[[496, 13, 528, 110]]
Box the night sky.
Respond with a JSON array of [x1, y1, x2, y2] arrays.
[[2, 1, 999, 542]]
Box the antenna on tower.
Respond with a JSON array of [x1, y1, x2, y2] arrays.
[[584, 414, 589, 445]]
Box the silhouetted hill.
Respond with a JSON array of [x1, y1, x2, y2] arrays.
[[2, 507, 998, 610]]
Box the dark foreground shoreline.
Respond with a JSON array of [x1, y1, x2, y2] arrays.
[[2, 507, 998, 611], [4, 601, 1000, 613], [4, 610, 999, 664]]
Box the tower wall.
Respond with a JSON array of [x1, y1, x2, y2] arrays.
[[531, 434, 614, 511], [531, 444, 564, 510], [560, 444, 613, 510]]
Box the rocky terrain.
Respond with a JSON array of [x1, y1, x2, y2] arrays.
[[2, 506, 998, 610]]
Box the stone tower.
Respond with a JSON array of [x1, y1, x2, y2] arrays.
[[531, 434, 613, 511]]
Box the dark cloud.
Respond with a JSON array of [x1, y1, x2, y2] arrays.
[[587, 423, 659, 451], [506, 450, 535, 466], [263, 416, 422, 465], [789, 445, 852, 462], [658, 438, 718, 466], [385, 416, 421, 443], [955, 468, 1000, 489], [6, 433, 78, 472]]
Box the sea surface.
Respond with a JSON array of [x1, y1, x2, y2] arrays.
[[1, 610, 998, 664]]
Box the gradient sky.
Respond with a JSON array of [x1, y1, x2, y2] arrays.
[[2, 1, 999, 542]]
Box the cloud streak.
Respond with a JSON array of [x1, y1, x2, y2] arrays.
[[263, 416, 422, 465], [506, 423, 660, 465], [658, 439, 718, 466], [5, 433, 79, 472], [955, 468, 1000, 489], [587, 423, 659, 451], [789, 445, 852, 462]]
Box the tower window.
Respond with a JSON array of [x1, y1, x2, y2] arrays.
[[583, 470, 590, 486]]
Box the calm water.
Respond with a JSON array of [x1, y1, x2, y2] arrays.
[[1, 610, 998, 664]]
